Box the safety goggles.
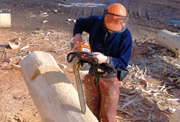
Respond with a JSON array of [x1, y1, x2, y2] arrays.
[[104, 11, 128, 32]]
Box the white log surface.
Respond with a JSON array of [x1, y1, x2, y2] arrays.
[[21, 51, 98, 122], [0, 13, 11, 28], [156, 30, 180, 57]]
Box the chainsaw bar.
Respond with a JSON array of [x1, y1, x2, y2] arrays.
[[73, 57, 86, 114], [67, 51, 98, 114]]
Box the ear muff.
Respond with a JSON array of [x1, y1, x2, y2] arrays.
[[101, 9, 107, 19], [126, 14, 129, 22]]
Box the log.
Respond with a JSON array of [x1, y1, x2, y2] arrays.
[[0, 13, 11, 28], [21, 51, 98, 122], [156, 30, 180, 57], [169, 107, 180, 122]]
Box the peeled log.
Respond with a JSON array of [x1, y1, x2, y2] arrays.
[[156, 30, 180, 57], [0, 13, 11, 28], [21, 51, 98, 122]]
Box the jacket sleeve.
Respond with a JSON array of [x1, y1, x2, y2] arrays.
[[73, 16, 98, 36], [106, 30, 133, 70]]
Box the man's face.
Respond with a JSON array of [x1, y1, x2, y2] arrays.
[[104, 14, 126, 32]]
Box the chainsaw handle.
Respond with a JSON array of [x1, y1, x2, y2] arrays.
[[67, 51, 98, 64], [67, 52, 78, 63], [79, 51, 95, 56]]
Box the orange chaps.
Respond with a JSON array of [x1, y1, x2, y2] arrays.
[[83, 74, 119, 122]]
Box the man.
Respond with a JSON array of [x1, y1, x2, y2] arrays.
[[73, 3, 132, 122]]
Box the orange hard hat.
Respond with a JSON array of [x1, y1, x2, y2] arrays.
[[103, 3, 128, 32], [107, 3, 127, 16]]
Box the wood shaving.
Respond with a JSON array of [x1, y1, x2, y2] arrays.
[[119, 39, 180, 121]]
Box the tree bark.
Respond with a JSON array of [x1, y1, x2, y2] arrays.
[[156, 30, 180, 57], [21, 51, 98, 122]]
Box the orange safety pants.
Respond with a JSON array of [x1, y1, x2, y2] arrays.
[[83, 74, 119, 122]]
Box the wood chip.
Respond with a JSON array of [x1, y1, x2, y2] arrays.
[[20, 45, 30, 51], [121, 97, 144, 109], [146, 77, 162, 84], [8, 38, 21, 50], [0, 62, 8, 67], [167, 98, 180, 101], [9, 56, 23, 65], [153, 85, 166, 96], [10, 64, 21, 71]]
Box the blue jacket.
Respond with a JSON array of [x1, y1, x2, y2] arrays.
[[73, 15, 132, 71]]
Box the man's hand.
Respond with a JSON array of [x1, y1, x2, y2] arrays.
[[73, 34, 82, 44], [93, 52, 108, 64], [72, 34, 83, 51], [73, 41, 81, 51]]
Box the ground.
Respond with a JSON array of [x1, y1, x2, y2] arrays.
[[0, 0, 180, 122]]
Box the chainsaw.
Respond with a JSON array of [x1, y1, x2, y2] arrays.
[[67, 41, 98, 114]]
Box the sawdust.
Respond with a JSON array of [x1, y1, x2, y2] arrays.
[[0, 0, 180, 122], [0, 29, 180, 122]]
